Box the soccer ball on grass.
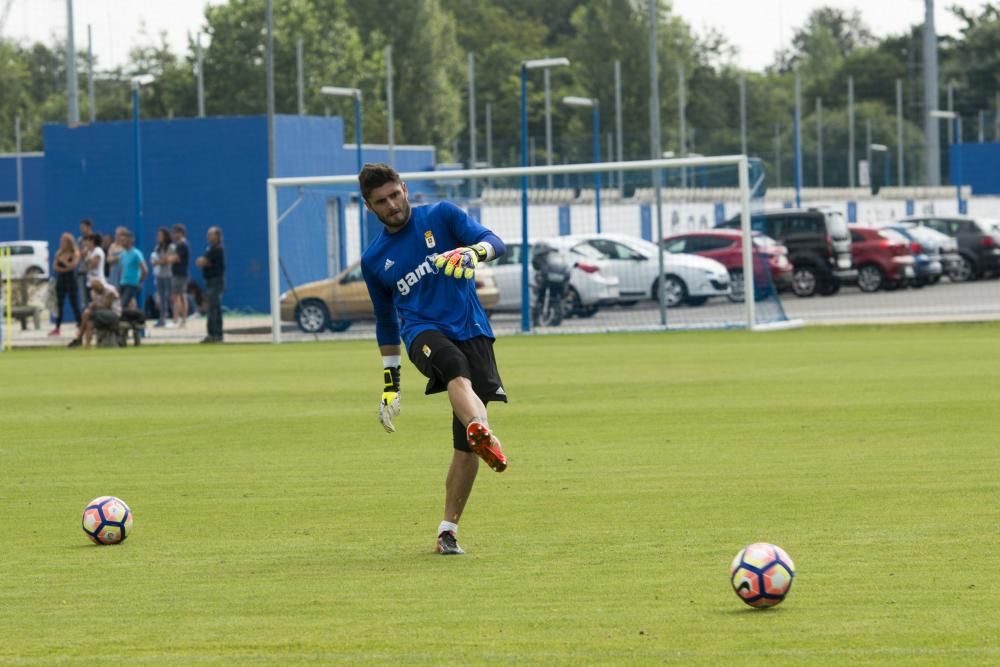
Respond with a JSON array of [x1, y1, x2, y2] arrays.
[[82, 496, 133, 545], [729, 542, 795, 608]]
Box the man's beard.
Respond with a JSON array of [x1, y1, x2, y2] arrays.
[[377, 201, 411, 231]]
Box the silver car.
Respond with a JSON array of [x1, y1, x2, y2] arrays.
[[484, 238, 620, 317]]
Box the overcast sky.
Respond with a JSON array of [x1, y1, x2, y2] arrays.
[[2, 0, 992, 72]]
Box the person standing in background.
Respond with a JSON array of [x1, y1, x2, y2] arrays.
[[105, 226, 127, 288], [117, 230, 147, 311], [195, 226, 225, 343], [150, 227, 174, 327], [75, 218, 93, 308], [167, 224, 190, 328], [49, 233, 82, 336]]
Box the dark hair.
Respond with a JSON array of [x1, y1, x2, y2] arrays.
[[359, 163, 402, 200], [171, 223, 187, 236], [87, 233, 102, 247], [80, 218, 93, 229], [156, 227, 171, 250]]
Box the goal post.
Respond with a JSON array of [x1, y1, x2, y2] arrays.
[[265, 155, 789, 344]]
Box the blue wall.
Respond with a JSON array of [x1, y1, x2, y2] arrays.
[[953, 142, 1000, 195], [0, 154, 47, 243], [41, 115, 436, 312]]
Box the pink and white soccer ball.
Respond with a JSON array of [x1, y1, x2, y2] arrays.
[[729, 542, 795, 607], [82, 496, 134, 545]]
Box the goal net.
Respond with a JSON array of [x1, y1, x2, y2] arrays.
[[265, 156, 791, 343]]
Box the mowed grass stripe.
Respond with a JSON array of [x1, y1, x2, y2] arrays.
[[1, 323, 998, 664]]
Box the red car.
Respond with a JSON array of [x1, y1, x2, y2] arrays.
[[662, 230, 792, 302], [849, 226, 915, 292]]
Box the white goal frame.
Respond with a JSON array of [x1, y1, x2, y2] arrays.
[[266, 155, 759, 344]]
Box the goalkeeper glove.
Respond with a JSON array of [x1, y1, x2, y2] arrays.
[[378, 365, 401, 433], [434, 243, 494, 280]]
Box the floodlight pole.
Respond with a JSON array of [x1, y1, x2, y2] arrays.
[[930, 110, 962, 211], [322, 86, 364, 253], [520, 57, 570, 332], [563, 96, 602, 232], [131, 75, 154, 255], [793, 71, 802, 207]]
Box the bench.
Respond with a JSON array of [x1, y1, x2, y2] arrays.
[[9, 304, 41, 330], [95, 310, 145, 348]]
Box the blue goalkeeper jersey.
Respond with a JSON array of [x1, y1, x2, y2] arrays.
[[361, 200, 503, 351]]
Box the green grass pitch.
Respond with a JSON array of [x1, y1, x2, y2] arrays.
[[2, 323, 999, 664]]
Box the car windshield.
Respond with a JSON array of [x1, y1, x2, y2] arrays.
[[878, 229, 907, 244], [825, 211, 849, 240]]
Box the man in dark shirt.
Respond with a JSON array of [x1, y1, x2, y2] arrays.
[[168, 224, 190, 328], [196, 226, 225, 343]]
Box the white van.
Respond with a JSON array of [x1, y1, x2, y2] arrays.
[[0, 241, 50, 279]]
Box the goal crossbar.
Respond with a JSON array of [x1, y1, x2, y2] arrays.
[[266, 155, 755, 342]]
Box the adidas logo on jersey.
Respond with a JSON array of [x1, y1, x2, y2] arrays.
[[384, 258, 395, 271]]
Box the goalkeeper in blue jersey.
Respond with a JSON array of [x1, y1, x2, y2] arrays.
[[359, 163, 508, 556]]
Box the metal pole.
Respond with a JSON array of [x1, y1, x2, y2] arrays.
[[739, 71, 748, 156], [848, 75, 855, 188], [386, 45, 395, 166], [865, 118, 872, 189], [995, 91, 1000, 141], [954, 116, 962, 209], [519, 65, 530, 332], [87, 25, 95, 122], [947, 82, 955, 144], [978, 109, 985, 143], [265, 0, 276, 179], [132, 88, 145, 252], [678, 64, 687, 187], [296, 38, 304, 116], [896, 79, 905, 186], [65, 0, 79, 125], [614, 59, 624, 196], [197, 33, 206, 117], [816, 97, 824, 188], [775, 123, 782, 188], [544, 68, 553, 189], [355, 95, 364, 254], [924, 0, 941, 185], [485, 102, 493, 186], [648, 0, 666, 326], [593, 105, 602, 233], [15, 115, 24, 240], [793, 71, 802, 206], [467, 52, 477, 198]]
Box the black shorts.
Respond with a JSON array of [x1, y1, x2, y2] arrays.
[[409, 330, 508, 451]]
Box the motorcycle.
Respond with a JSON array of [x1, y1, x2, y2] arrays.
[[531, 243, 571, 327]]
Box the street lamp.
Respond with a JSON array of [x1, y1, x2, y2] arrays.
[[868, 143, 890, 193], [131, 74, 154, 254], [563, 95, 602, 233], [322, 85, 365, 254], [930, 110, 963, 212], [519, 56, 569, 332]]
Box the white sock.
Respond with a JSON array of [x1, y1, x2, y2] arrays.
[[438, 521, 458, 536]]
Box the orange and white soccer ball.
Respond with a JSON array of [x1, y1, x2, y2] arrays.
[[82, 496, 134, 545], [729, 542, 795, 607]]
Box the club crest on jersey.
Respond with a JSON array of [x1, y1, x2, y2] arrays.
[[424, 231, 436, 248], [395, 254, 441, 296]]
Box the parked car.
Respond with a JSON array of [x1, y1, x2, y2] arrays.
[[566, 233, 731, 307], [662, 230, 792, 302], [484, 238, 620, 317], [896, 216, 1000, 281], [848, 226, 915, 292], [719, 208, 856, 297], [0, 241, 49, 279], [883, 224, 950, 285], [279, 260, 500, 333]]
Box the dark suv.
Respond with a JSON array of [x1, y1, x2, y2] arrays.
[[897, 216, 1000, 281], [720, 208, 856, 297]]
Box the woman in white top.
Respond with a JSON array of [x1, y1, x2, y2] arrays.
[[82, 234, 106, 289], [150, 227, 175, 327]]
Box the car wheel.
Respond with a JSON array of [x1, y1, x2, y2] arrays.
[[25, 266, 45, 279], [727, 269, 745, 303], [818, 278, 840, 296], [295, 299, 331, 333], [655, 275, 687, 308], [562, 287, 581, 319], [856, 264, 884, 293], [329, 320, 352, 332], [948, 255, 975, 282], [791, 266, 818, 297]]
